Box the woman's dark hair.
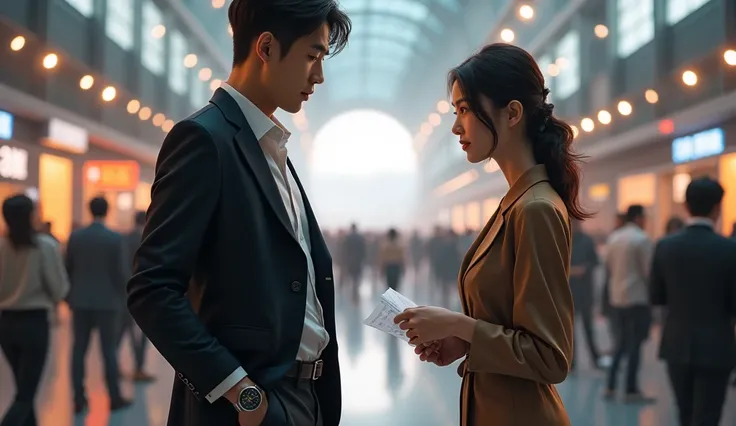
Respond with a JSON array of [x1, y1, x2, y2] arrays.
[[228, 0, 351, 66], [2, 194, 37, 250], [448, 43, 591, 220]]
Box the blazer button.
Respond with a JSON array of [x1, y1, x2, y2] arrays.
[[291, 281, 302, 292]]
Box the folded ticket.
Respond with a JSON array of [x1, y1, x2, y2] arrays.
[[363, 288, 417, 341]]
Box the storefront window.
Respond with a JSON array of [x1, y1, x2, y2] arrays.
[[106, 0, 135, 50], [142, 1, 165, 75], [666, 0, 711, 25], [63, 0, 94, 17]]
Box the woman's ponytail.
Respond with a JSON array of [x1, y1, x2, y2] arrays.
[[529, 96, 592, 221]]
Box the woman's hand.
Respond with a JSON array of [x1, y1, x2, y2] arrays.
[[416, 337, 469, 366], [394, 306, 461, 346]]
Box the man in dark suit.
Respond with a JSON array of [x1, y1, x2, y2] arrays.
[[650, 177, 736, 426], [127, 1, 351, 425], [66, 197, 132, 413], [117, 210, 153, 382]]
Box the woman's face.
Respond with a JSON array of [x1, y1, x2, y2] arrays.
[[450, 82, 497, 164], [450, 81, 525, 164]]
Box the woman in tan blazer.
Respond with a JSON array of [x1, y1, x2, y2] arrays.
[[395, 43, 591, 425]]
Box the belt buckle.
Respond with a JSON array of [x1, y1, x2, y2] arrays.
[[311, 360, 323, 380]]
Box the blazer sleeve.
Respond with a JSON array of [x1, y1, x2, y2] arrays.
[[648, 241, 667, 306], [127, 120, 239, 401], [466, 200, 574, 384]]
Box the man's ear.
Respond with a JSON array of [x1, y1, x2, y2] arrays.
[[255, 32, 274, 62]]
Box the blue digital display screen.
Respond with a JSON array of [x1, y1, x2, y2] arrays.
[[0, 110, 13, 141], [671, 127, 725, 164]]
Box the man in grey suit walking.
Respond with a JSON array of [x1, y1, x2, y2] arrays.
[[66, 197, 132, 413]]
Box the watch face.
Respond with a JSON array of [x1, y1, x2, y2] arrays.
[[238, 387, 262, 411]]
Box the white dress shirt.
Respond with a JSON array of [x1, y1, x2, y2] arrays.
[[605, 223, 653, 308], [206, 83, 329, 403]]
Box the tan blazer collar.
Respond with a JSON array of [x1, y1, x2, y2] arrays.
[[499, 164, 549, 214]]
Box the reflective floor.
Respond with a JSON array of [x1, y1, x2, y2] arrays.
[[2, 269, 735, 426]]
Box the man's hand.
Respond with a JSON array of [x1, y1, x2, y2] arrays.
[[224, 377, 269, 426], [415, 336, 469, 367]]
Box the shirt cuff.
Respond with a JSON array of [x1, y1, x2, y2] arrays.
[[205, 367, 247, 403]]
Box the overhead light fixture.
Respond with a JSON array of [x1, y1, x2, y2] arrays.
[[138, 107, 152, 121], [428, 113, 441, 126], [644, 89, 659, 104], [152, 113, 166, 127], [127, 99, 141, 114], [151, 25, 166, 39], [79, 75, 94, 90], [211, 0, 225, 8], [555, 57, 569, 70], [570, 125, 579, 139], [725, 49, 736, 66], [597, 110, 612, 125], [547, 63, 560, 77], [42, 53, 58, 69], [436, 100, 450, 114], [162, 119, 174, 133], [199, 67, 212, 81], [518, 5, 534, 20], [500, 29, 515, 43], [617, 101, 632, 116], [210, 79, 222, 91], [580, 118, 595, 132], [184, 54, 198, 68], [101, 86, 116, 102], [10, 36, 25, 51], [682, 70, 698, 86], [594, 25, 609, 39]]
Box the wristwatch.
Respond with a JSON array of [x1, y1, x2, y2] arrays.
[[233, 385, 263, 412]]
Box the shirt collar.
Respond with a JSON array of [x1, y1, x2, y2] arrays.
[[687, 217, 714, 228], [219, 82, 291, 143]]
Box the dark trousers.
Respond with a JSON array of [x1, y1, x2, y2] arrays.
[[116, 311, 148, 371], [0, 310, 49, 426], [71, 309, 122, 404], [667, 363, 731, 426], [262, 377, 322, 426], [606, 306, 651, 393], [384, 264, 403, 291], [572, 301, 600, 368]]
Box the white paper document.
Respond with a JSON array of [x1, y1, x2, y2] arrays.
[[363, 288, 417, 341]]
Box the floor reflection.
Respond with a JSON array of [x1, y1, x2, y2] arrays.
[[1, 268, 735, 425]]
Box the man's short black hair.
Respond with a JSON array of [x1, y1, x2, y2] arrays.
[[228, 0, 351, 66], [625, 205, 645, 222], [134, 210, 146, 226], [685, 177, 724, 217], [89, 196, 109, 218]]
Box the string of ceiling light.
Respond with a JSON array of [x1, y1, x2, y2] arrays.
[[5, 21, 230, 136], [413, 3, 736, 150]]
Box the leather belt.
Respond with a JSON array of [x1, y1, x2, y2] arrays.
[[285, 360, 324, 381]]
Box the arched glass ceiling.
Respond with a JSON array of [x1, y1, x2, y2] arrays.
[[326, 0, 461, 102]]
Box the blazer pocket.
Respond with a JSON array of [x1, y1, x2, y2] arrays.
[[214, 325, 273, 352]]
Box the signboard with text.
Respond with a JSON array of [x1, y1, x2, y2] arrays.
[[83, 160, 140, 191], [671, 127, 725, 164]]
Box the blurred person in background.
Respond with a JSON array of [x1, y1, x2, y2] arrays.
[[117, 210, 154, 382], [569, 218, 602, 370], [377, 228, 405, 291], [0, 194, 69, 426], [66, 197, 132, 413], [664, 216, 685, 235], [650, 177, 736, 426], [395, 43, 582, 426], [604, 204, 654, 403]]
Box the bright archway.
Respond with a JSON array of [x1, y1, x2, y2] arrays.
[[309, 109, 417, 230]]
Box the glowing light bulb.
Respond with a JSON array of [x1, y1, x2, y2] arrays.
[[101, 86, 116, 102], [580, 118, 595, 132], [42, 53, 58, 69], [10, 36, 25, 51], [79, 75, 94, 90], [500, 29, 515, 43], [682, 70, 697, 86], [617, 101, 632, 116]]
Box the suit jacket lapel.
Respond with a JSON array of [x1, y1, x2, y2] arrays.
[[210, 89, 296, 242], [463, 209, 505, 281]]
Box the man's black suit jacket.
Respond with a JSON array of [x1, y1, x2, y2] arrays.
[[127, 88, 341, 426], [650, 223, 736, 369]]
